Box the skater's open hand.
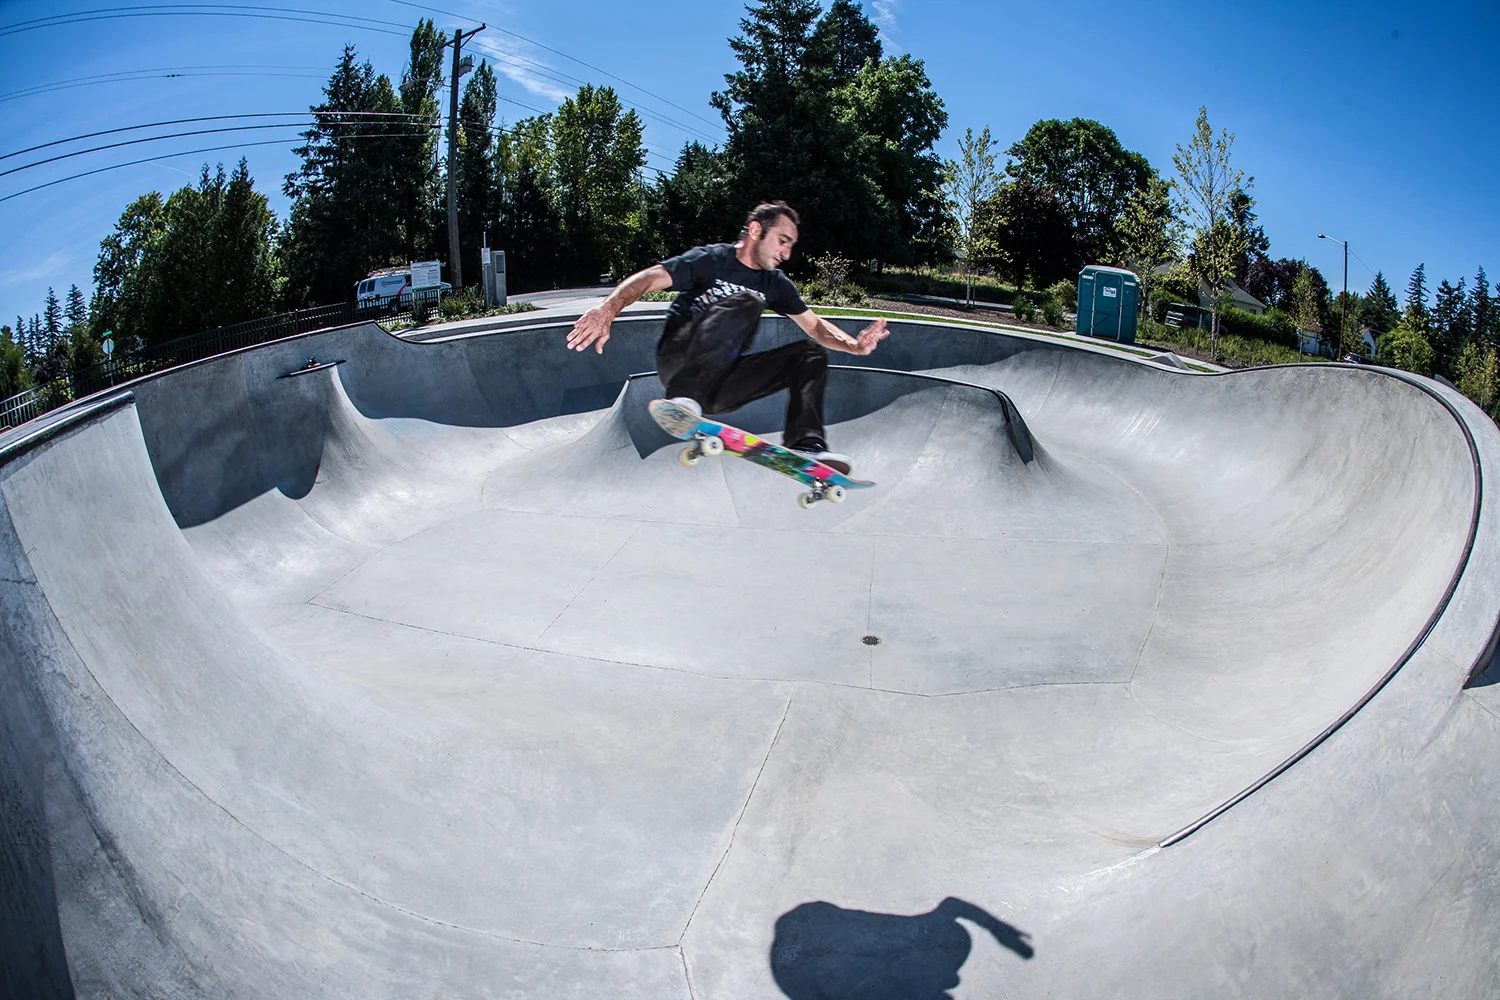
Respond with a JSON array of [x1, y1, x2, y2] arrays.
[[849, 318, 890, 356], [567, 305, 614, 354]]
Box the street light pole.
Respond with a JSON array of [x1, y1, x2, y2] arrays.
[[1318, 233, 1348, 356]]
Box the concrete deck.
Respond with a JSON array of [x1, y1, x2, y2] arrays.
[[3, 311, 1499, 999]]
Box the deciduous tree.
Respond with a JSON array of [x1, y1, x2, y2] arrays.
[[1454, 338, 1499, 411], [941, 126, 1001, 303], [1108, 173, 1181, 307], [552, 84, 645, 283], [1173, 106, 1249, 358], [0, 325, 31, 400], [982, 178, 1081, 289], [1005, 118, 1150, 265], [1377, 314, 1435, 375]]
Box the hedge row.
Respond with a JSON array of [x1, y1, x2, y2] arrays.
[[855, 268, 1017, 306]]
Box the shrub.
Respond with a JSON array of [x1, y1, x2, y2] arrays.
[[410, 295, 432, 326], [1217, 306, 1298, 349], [855, 266, 1017, 306], [1012, 291, 1037, 323], [802, 279, 869, 308], [1157, 266, 1200, 304], [1046, 279, 1077, 313], [1041, 296, 1067, 328]]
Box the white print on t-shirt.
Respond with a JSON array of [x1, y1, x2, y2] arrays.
[[688, 278, 764, 317]]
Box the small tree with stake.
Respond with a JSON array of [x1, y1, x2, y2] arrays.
[[942, 126, 1001, 307], [1172, 107, 1248, 361]]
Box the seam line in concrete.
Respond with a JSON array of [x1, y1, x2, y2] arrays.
[[677, 689, 795, 947], [1464, 689, 1500, 727], [678, 944, 697, 1000], [532, 523, 643, 645], [1128, 544, 1171, 686], [288, 602, 1137, 698]]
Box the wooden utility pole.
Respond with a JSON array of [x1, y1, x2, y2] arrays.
[[446, 24, 485, 291]]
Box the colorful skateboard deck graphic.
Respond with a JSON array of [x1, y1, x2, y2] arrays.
[[648, 399, 874, 507]]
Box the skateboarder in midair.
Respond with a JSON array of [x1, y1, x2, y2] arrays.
[[565, 201, 890, 473]]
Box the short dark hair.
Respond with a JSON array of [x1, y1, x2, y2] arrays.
[[742, 200, 800, 236]]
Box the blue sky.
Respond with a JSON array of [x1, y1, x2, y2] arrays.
[[1, 0, 1497, 327]]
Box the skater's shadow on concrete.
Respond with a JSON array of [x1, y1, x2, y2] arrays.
[[770, 896, 1033, 1000]]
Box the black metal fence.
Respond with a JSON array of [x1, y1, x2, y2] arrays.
[[0, 294, 421, 429]]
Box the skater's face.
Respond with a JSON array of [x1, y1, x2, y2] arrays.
[[747, 217, 799, 270]]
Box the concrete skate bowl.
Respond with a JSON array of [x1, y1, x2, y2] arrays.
[[4, 312, 1500, 1000]]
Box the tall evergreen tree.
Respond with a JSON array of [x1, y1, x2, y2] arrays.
[[397, 19, 447, 262], [1226, 188, 1269, 283], [42, 288, 62, 349], [714, 0, 885, 265], [64, 285, 88, 331], [495, 115, 563, 292], [1404, 263, 1429, 331], [282, 25, 446, 305], [456, 60, 498, 288], [1431, 277, 1471, 377], [1359, 271, 1399, 335], [1471, 265, 1493, 350], [809, 0, 882, 83], [212, 159, 281, 325], [648, 141, 738, 259], [90, 163, 280, 346]]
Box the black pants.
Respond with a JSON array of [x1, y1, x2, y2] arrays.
[[655, 291, 829, 448]]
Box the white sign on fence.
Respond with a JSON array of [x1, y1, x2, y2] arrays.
[[410, 260, 442, 290]]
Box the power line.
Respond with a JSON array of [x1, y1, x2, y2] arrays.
[[3, 111, 439, 162], [489, 49, 720, 144], [1348, 248, 1381, 284], [0, 132, 440, 204], [3, 123, 317, 179], [0, 4, 412, 39], [0, 66, 328, 105], [379, 0, 723, 134]]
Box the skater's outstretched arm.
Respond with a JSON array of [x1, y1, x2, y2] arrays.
[[566, 265, 674, 354], [791, 310, 891, 357]]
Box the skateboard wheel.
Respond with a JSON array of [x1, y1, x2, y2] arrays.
[[826, 484, 846, 503], [679, 446, 701, 467], [701, 435, 725, 456], [798, 492, 818, 509]]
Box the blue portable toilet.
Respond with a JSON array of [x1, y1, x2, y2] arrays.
[[1076, 265, 1140, 343]]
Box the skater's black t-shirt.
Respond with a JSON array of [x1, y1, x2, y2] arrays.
[[659, 243, 808, 334]]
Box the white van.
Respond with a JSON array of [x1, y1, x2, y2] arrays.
[[354, 269, 451, 308]]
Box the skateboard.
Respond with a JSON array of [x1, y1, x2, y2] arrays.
[[649, 398, 875, 509]]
